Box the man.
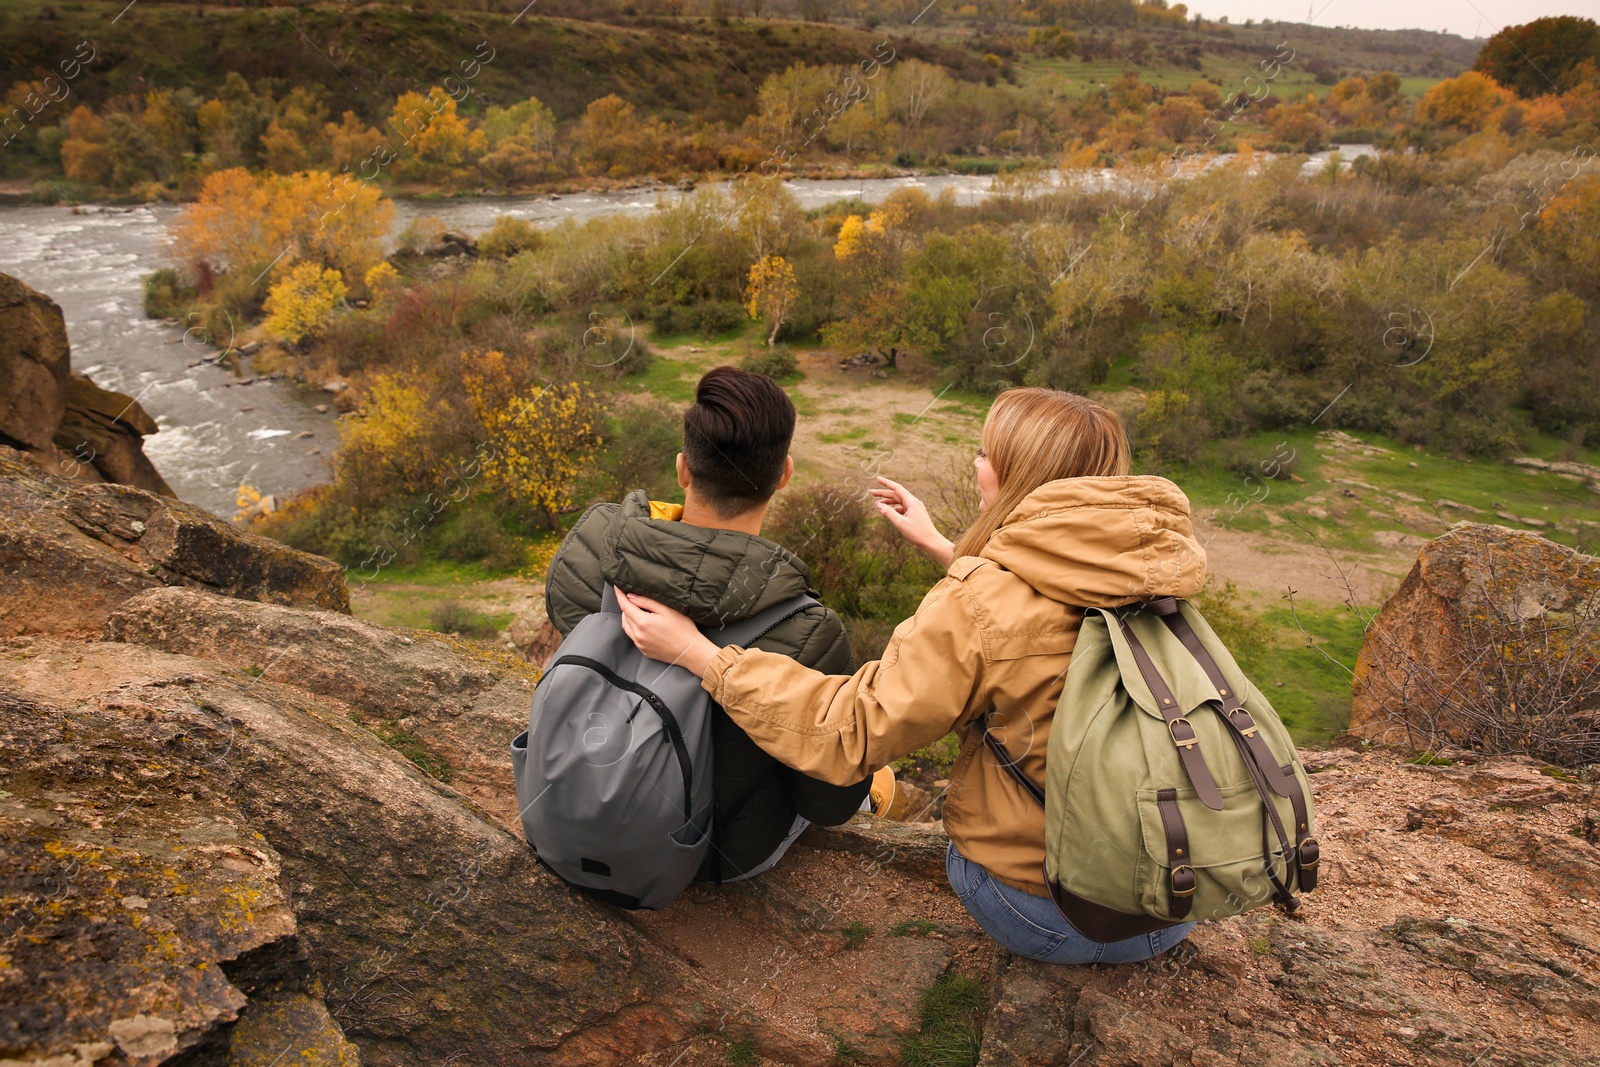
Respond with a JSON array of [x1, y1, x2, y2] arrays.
[[543, 365, 892, 883]]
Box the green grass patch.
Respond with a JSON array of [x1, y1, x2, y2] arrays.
[[625, 346, 705, 403], [900, 972, 987, 1067], [817, 426, 871, 444], [1252, 599, 1365, 747], [726, 1037, 757, 1067], [891, 919, 938, 938], [828, 1031, 864, 1065], [1408, 753, 1455, 767], [363, 718, 454, 782], [842, 921, 870, 950]]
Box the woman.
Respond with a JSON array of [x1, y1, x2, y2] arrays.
[[616, 387, 1208, 964]]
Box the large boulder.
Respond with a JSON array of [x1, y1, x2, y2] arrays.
[[0, 272, 69, 453], [0, 273, 172, 496], [0, 638, 731, 1067], [0, 446, 347, 638], [0, 682, 362, 1066], [103, 586, 535, 824], [1350, 522, 1600, 762], [54, 371, 175, 497]]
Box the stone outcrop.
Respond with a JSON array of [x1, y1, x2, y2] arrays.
[[3, 462, 1599, 1066], [102, 586, 534, 824], [0, 273, 173, 496], [0, 446, 347, 639], [1350, 522, 1600, 763]]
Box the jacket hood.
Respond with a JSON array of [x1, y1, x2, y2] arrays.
[[599, 489, 816, 625], [978, 475, 1207, 607]]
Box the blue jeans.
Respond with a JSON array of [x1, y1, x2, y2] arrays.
[[945, 841, 1197, 964]]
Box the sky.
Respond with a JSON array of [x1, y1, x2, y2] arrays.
[[1196, 0, 1599, 39]]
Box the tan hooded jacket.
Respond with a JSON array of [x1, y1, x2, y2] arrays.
[[701, 475, 1208, 897]]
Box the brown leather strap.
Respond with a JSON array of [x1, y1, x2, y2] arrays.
[[1114, 613, 1226, 811], [1281, 762, 1319, 892], [1221, 724, 1298, 911], [1147, 599, 1298, 801], [1045, 860, 1193, 943], [1156, 787, 1195, 919], [982, 723, 1045, 806]]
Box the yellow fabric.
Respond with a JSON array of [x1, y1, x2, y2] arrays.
[[648, 500, 684, 521], [701, 475, 1207, 897]]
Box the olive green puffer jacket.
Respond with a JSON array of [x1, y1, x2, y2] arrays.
[[543, 489, 871, 882]]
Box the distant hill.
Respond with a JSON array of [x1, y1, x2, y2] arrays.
[[0, 0, 1477, 128]]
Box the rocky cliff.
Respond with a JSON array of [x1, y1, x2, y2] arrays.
[[2, 456, 1598, 1066], [0, 272, 173, 497]]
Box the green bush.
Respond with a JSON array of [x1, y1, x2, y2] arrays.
[[477, 215, 544, 258], [692, 300, 745, 337], [1191, 578, 1271, 675], [740, 344, 800, 380], [142, 268, 196, 319], [435, 508, 528, 572], [427, 600, 501, 640], [577, 402, 683, 504]]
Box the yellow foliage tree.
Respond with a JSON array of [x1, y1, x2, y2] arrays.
[[173, 168, 394, 284], [363, 261, 402, 301], [263, 262, 347, 344], [1418, 71, 1511, 131], [744, 255, 800, 346], [464, 366, 602, 529], [388, 88, 487, 181], [338, 374, 436, 488]]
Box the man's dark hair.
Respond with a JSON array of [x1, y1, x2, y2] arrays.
[[682, 365, 796, 517]]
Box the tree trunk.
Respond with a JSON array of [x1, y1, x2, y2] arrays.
[[883, 346, 898, 369]]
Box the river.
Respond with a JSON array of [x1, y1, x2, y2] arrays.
[[0, 157, 1365, 516]]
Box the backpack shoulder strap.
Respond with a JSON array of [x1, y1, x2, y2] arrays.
[[982, 725, 1045, 806], [706, 593, 822, 649]]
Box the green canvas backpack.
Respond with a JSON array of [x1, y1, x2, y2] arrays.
[[984, 595, 1320, 943]]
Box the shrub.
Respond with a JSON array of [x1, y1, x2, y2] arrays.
[[1191, 579, 1272, 675], [142, 268, 195, 319], [264, 262, 348, 345], [477, 215, 544, 258], [427, 601, 502, 640], [435, 508, 529, 572], [397, 215, 446, 256], [583, 402, 682, 503], [740, 344, 800, 380]]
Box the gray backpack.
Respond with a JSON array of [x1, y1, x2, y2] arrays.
[[510, 585, 819, 909]]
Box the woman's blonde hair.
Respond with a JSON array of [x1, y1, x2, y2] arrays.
[[950, 387, 1131, 560]]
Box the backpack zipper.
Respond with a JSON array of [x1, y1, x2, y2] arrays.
[[547, 655, 693, 817]]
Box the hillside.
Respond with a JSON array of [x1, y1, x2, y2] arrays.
[[0, 1, 1471, 134], [0, 3, 993, 127]]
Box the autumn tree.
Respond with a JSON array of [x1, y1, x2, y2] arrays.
[[59, 106, 112, 184], [479, 96, 561, 187], [1474, 16, 1600, 98], [464, 368, 604, 529], [264, 262, 347, 344], [745, 255, 800, 345], [1265, 101, 1331, 150], [388, 88, 486, 181], [173, 168, 394, 284], [1418, 71, 1511, 130], [573, 95, 659, 178]]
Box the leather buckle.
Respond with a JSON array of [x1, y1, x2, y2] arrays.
[[1227, 707, 1259, 737], [1171, 864, 1197, 895], [1299, 839, 1320, 868], [1167, 717, 1199, 749]]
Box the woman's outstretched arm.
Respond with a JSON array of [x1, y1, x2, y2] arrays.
[[617, 579, 986, 785], [869, 476, 955, 568]]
